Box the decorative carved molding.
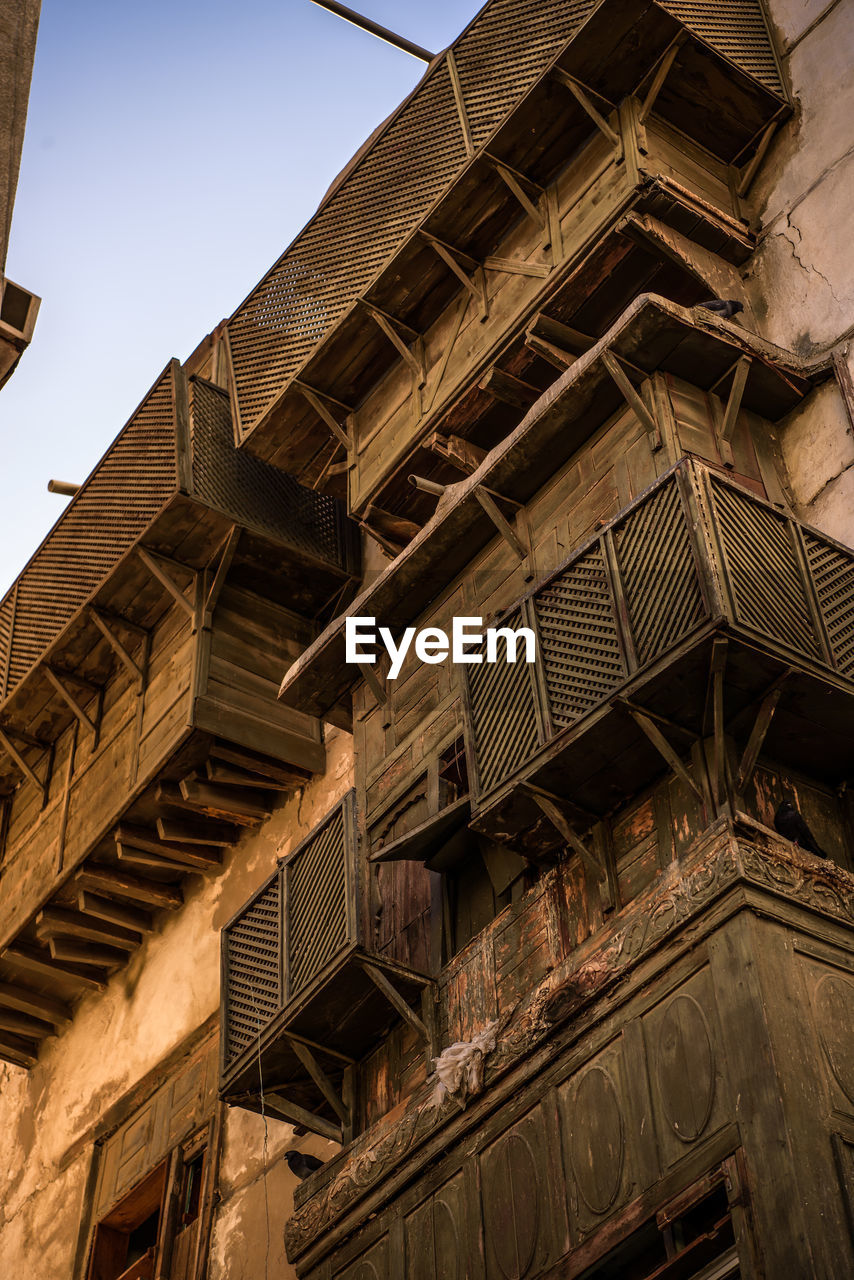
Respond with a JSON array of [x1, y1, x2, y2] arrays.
[[286, 821, 854, 1263]]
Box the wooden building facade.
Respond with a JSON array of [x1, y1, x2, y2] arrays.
[[1, 2, 853, 1278]]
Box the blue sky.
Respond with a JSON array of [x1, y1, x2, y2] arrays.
[[0, 0, 478, 593]]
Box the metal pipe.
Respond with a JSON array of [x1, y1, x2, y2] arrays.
[[408, 475, 446, 496], [309, 1, 435, 63], [47, 480, 80, 497]]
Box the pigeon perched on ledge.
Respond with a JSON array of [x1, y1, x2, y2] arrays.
[[696, 299, 744, 319], [285, 1150, 324, 1181], [774, 800, 828, 858]]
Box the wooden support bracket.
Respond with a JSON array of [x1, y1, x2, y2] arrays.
[[709, 638, 728, 810], [735, 686, 783, 794], [737, 118, 781, 197], [262, 1092, 343, 1144], [0, 981, 71, 1028], [486, 156, 545, 229], [3, 944, 107, 990], [473, 487, 528, 561], [478, 366, 540, 410], [361, 662, 388, 708], [359, 961, 430, 1042], [43, 666, 99, 735], [638, 36, 684, 122], [0, 728, 45, 798], [718, 356, 752, 448], [295, 383, 351, 451], [527, 789, 605, 882], [89, 609, 145, 680], [204, 525, 241, 621], [420, 231, 488, 319], [622, 703, 705, 802], [600, 350, 660, 448], [285, 1035, 350, 1126], [551, 68, 619, 145], [136, 548, 195, 618]]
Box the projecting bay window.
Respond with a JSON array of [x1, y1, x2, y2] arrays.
[[220, 792, 434, 1140], [461, 458, 854, 863]]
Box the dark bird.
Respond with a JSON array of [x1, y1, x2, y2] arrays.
[[696, 299, 744, 319], [285, 1150, 324, 1181], [774, 801, 828, 858]]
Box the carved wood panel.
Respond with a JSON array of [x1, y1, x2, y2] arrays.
[[642, 968, 730, 1170], [558, 1039, 634, 1239], [404, 1169, 466, 1280]]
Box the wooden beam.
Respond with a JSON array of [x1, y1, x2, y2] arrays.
[[638, 37, 683, 122], [172, 777, 273, 825], [262, 1092, 343, 1144], [116, 823, 223, 870], [487, 157, 545, 229], [74, 865, 183, 910], [209, 744, 308, 786], [623, 704, 705, 801], [425, 431, 487, 477], [89, 609, 144, 680], [156, 816, 238, 848], [0, 728, 44, 797], [116, 845, 199, 874], [426, 292, 469, 413], [204, 759, 298, 793], [286, 1035, 350, 1125], [136, 548, 195, 618], [528, 790, 605, 882], [43, 666, 98, 735], [0, 982, 71, 1027], [718, 356, 752, 445], [295, 384, 350, 451], [0, 1007, 54, 1039], [77, 890, 154, 935], [600, 351, 660, 446], [473, 488, 528, 561], [478, 367, 540, 409], [552, 68, 619, 145], [47, 938, 126, 969], [359, 961, 430, 1041], [362, 662, 388, 707], [735, 687, 783, 794], [3, 943, 107, 990], [0, 1034, 38, 1068], [446, 49, 474, 157], [36, 907, 142, 951], [483, 256, 549, 278]]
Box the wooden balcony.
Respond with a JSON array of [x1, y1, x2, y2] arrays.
[[220, 793, 433, 1141], [463, 458, 854, 850], [0, 367, 359, 1069]]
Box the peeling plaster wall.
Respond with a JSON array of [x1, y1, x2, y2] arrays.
[[0, 729, 353, 1278], [749, 0, 854, 543]]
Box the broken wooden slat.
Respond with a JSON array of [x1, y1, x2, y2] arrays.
[[74, 865, 183, 910]]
